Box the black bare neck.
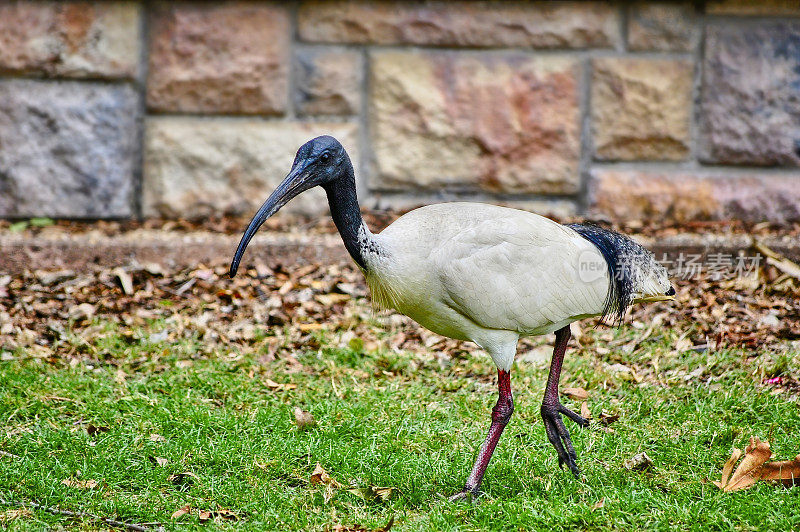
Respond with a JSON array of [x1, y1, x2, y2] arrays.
[[322, 162, 370, 270]]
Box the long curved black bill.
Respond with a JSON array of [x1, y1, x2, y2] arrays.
[[229, 169, 305, 277]]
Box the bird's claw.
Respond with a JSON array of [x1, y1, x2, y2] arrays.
[[448, 488, 481, 504], [558, 403, 590, 428], [541, 402, 587, 478]]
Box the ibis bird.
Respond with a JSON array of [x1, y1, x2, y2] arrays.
[[230, 136, 675, 499]]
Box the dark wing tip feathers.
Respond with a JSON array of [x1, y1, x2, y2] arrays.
[[567, 223, 635, 326]]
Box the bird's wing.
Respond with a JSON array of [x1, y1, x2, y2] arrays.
[[429, 214, 609, 335]]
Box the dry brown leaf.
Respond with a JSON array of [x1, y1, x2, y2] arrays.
[[712, 448, 743, 489], [35, 269, 75, 286], [199, 510, 212, 522], [754, 240, 800, 280], [724, 437, 772, 492], [61, 478, 98, 489], [171, 505, 191, 520], [149, 456, 168, 467], [562, 387, 589, 401], [714, 438, 800, 491], [168, 471, 199, 490], [149, 433, 166, 442], [85, 424, 108, 436], [264, 378, 298, 391], [294, 407, 317, 430], [68, 303, 96, 321], [113, 267, 134, 295], [623, 452, 653, 471], [758, 454, 800, 487], [311, 463, 340, 488], [311, 463, 341, 502], [591, 497, 605, 510], [316, 293, 350, 306], [598, 411, 620, 425], [580, 401, 592, 420], [371, 487, 395, 501], [348, 485, 396, 502], [215, 509, 238, 521]]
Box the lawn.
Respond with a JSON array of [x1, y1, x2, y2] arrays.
[[2, 314, 799, 531], [1, 257, 799, 530]]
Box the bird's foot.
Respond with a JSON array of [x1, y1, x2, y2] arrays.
[[558, 403, 590, 428], [448, 487, 481, 503], [541, 402, 588, 478]]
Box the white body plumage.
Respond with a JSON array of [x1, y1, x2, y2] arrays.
[[360, 202, 669, 371]]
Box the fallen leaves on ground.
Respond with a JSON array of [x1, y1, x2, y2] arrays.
[[754, 241, 800, 281], [598, 411, 620, 425], [168, 471, 199, 490], [714, 437, 800, 492], [1, 231, 797, 395], [311, 464, 340, 487], [199, 509, 238, 522], [580, 401, 592, 420], [148, 456, 168, 467], [171, 505, 191, 520], [85, 424, 108, 436], [761, 457, 800, 486], [294, 407, 317, 430], [311, 463, 341, 502], [171, 504, 236, 522], [562, 387, 588, 401], [113, 267, 134, 295], [347, 485, 396, 502], [264, 378, 298, 392], [623, 452, 653, 471], [61, 478, 98, 489]]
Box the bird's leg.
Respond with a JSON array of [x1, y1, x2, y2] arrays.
[[450, 369, 514, 502], [541, 325, 589, 478]]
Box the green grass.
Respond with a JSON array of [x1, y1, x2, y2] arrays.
[[1, 322, 799, 531]]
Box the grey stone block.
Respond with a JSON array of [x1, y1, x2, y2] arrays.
[[700, 23, 800, 166], [0, 80, 139, 218]]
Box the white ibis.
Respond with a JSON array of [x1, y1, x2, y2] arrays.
[[230, 136, 674, 500]]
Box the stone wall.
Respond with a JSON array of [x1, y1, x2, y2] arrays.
[[1, 1, 799, 223]]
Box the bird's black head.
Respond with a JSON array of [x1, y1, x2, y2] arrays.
[[229, 136, 351, 277], [289, 135, 349, 189]]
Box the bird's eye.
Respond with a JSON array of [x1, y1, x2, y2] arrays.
[[320, 152, 331, 162]]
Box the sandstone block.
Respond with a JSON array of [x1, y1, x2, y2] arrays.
[[143, 119, 359, 219], [299, 1, 620, 49], [369, 51, 581, 194], [147, 3, 289, 114], [707, 1, 800, 16], [0, 1, 140, 78], [592, 57, 692, 161], [628, 3, 698, 52], [295, 48, 362, 116], [0, 80, 138, 218], [368, 194, 578, 220], [700, 23, 800, 166], [590, 170, 800, 223]]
